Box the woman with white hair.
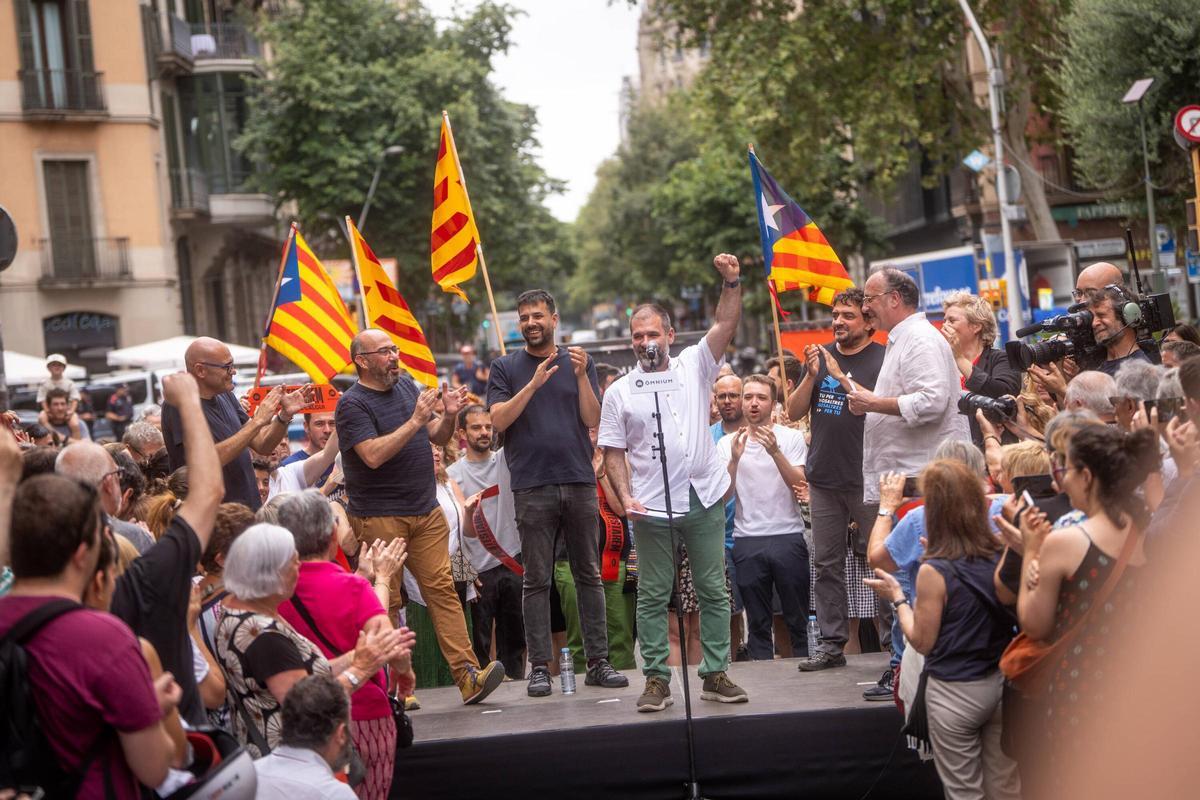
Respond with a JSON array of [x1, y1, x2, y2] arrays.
[[213, 523, 406, 757], [941, 291, 1021, 450]]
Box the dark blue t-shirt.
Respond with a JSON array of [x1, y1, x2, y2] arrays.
[[336, 380, 436, 518], [162, 391, 260, 510], [1098, 347, 1152, 377], [486, 347, 600, 491], [805, 342, 885, 490]]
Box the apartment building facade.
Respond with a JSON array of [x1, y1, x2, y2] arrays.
[[0, 0, 279, 374]]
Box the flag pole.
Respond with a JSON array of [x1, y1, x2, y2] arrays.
[[748, 142, 790, 418], [257, 222, 298, 387], [443, 110, 506, 355], [344, 217, 370, 332]]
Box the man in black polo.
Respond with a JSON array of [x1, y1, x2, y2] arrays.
[[161, 336, 307, 510], [488, 289, 628, 697]]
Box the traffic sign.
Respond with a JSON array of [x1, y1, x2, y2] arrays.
[[1176, 105, 1200, 145]]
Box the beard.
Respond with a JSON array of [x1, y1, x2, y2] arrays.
[[468, 436, 492, 453], [522, 325, 551, 347], [370, 362, 401, 387]]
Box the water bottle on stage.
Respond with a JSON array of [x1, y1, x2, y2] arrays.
[[559, 648, 576, 694], [807, 615, 820, 657]]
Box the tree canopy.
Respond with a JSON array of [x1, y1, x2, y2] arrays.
[[237, 0, 572, 348]]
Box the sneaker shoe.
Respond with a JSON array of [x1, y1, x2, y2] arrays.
[[700, 671, 749, 703], [527, 665, 552, 698], [797, 651, 848, 672], [636, 676, 673, 712], [460, 660, 506, 705], [862, 667, 895, 702], [584, 659, 630, 688], [404, 695, 421, 711]]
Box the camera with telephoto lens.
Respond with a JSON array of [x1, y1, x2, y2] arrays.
[[1005, 303, 1106, 372], [957, 391, 1017, 423]]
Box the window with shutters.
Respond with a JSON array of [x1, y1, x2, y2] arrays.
[[14, 0, 106, 113], [39, 160, 130, 283]]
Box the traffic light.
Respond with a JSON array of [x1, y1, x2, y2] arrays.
[[1187, 198, 1198, 254]]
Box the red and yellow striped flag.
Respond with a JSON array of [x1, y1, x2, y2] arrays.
[[347, 218, 438, 388], [430, 114, 480, 302], [263, 227, 358, 383]]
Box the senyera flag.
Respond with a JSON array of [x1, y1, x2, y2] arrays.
[[431, 114, 480, 302], [346, 217, 438, 388], [261, 225, 357, 384], [749, 150, 853, 308]]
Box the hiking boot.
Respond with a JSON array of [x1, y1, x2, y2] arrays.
[[797, 651, 848, 672], [460, 660, 505, 705], [585, 659, 629, 688], [700, 671, 749, 704], [527, 666, 552, 697], [862, 667, 895, 702], [636, 676, 673, 712]]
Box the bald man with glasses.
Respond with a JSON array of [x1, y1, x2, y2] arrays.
[[161, 336, 310, 510]]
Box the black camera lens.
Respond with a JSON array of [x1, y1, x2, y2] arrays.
[[957, 392, 1017, 422], [1005, 337, 1074, 370]]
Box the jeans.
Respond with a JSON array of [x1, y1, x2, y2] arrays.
[[349, 510, 477, 686], [513, 483, 608, 667], [469, 562, 527, 680], [554, 559, 637, 672], [732, 532, 810, 660], [632, 487, 729, 679], [808, 484, 880, 656]]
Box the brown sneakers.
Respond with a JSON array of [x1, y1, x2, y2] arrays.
[[636, 676, 674, 712], [700, 671, 748, 703], [460, 660, 506, 705]]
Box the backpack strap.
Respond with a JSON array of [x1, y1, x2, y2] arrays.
[[1, 598, 84, 644], [288, 593, 341, 656]]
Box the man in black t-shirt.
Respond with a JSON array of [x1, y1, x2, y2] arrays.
[[788, 288, 887, 673], [487, 289, 627, 697], [161, 337, 307, 510], [111, 371, 224, 726], [336, 328, 505, 706]]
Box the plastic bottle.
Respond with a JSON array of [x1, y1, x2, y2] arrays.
[[806, 615, 820, 658], [559, 648, 576, 694]]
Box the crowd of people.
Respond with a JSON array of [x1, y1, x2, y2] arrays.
[[1, 252, 1198, 799]]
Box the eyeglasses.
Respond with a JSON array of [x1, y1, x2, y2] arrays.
[[861, 289, 897, 304], [715, 393, 741, 401], [1107, 396, 1133, 408], [359, 346, 400, 358], [101, 468, 122, 483], [198, 361, 236, 373]]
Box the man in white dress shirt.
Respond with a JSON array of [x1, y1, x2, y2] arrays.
[[254, 674, 357, 799], [849, 268, 970, 501], [599, 253, 749, 713]]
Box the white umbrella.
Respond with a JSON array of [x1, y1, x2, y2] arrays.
[[105, 336, 261, 370], [4, 351, 87, 386]]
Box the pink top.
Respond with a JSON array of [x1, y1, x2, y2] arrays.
[[0, 595, 161, 799], [279, 561, 391, 720]]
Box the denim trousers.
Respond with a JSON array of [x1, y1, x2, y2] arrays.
[[513, 483, 609, 666]]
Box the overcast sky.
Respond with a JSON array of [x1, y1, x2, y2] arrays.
[[425, 0, 642, 222]]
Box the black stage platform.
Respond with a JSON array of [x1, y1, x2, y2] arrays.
[[391, 653, 943, 799]]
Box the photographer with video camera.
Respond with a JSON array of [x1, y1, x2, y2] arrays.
[[941, 292, 1020, 450], [1087, 285, 1154, 377]]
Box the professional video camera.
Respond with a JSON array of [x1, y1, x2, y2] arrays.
[[1006, 229, 1175, 372], [957, 391, 1017, 423], [1004, 304, 1106, 371]]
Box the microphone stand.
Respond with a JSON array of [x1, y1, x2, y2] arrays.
[[645, 349, 707, 800]]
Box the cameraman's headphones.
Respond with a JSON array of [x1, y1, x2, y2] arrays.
[[1103, 283, 1142, 326]]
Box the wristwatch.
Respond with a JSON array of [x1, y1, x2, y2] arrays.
[[892, 598, 909, 611], [272, 412, 292, 427], [723, 277, 741, 289], [877, 508, 895, 518], [344, 669, 361, 688]]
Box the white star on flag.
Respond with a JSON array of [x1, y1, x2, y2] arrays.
[[761, 194, 785, 231]]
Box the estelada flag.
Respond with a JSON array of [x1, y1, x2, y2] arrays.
[[346, 217, 438, 388], [749, 150, 853, 306], [263, 226, 357, 384], [430, 114, 480, 302]]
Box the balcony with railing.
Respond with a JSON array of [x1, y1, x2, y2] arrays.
[[190, 23, 261, 63], [37, 237, 131, 286], [143, 6, 196, 74], [20, 69, 107, 118], [170, 168, 211, 217]]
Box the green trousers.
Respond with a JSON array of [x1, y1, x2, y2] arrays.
[[554, 559, 637, 673], [633, 487, 730, 679]]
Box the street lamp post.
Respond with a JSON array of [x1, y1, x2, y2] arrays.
[[358, 144, 405, 232], [1123, 78, 1159, 271], [957, 0, 1023, 339]]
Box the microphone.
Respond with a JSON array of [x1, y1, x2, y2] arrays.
[[644, 341, 660, 368], [1015, 322, 1044, 338]]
